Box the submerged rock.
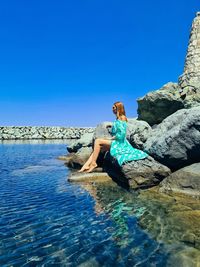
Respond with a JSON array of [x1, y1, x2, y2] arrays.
[[68, 171, 111, 183], [159, 163, 200, 196], [144, 106, 200, 170]]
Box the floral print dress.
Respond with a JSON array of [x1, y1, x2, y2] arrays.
[[110, 119, 148, 166]]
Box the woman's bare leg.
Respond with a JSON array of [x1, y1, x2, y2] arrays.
[[86, 139, 111, 173], [78, 152, 94, 172]]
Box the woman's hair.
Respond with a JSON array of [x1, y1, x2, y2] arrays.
[[113, 101, 128, 121]]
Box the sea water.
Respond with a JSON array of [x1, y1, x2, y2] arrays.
[[0, 141, 199, 266]]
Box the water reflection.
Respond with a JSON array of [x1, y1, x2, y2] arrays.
[[80, 181, 200, 266]]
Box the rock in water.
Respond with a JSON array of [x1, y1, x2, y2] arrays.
[[159, 163, 200, 196], [68, 172, 111, 183]]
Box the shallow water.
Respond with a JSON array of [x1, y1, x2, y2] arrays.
[[0, 141, 200, 266]]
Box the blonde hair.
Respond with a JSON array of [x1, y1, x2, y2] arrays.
[[113, 101, 128, 121]]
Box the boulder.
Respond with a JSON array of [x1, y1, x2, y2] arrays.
[[67, 132, 94, 153], [137, 82, 184, 126], [126, 118, 152, 150], [159, 163, 200, 196], [64, 147, 93, 169], [144, 106, 200, 170], [93, 121, 113, 140], [103, 153, 171, 190]]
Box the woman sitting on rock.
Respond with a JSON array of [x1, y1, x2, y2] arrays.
[[78, 101, 148, 173]]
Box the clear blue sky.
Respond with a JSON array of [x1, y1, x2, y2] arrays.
[[0, 0, 199, 126]]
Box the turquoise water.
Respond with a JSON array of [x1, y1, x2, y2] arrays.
[[0, 141, 199, 266]]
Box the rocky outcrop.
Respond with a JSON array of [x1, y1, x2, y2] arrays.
[[159, 163, 200, 196], [93, 122, 113, 140], [63, 120, 171, 190], [144, 106, 200, 170], [127, 118, 152, 150], [137, 82, 184, 126], [61, 147, 93, 169], [67, 132, 94, 153], [0, 126, 94, 140], [103, 153, 171, 189]]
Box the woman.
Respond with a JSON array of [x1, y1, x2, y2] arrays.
[[78, 101, 148, 173]]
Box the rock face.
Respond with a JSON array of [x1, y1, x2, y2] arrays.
[[64, 147, 93, 169], [178, 12, 200, 92], [126, 118, 152, 150], [103, 153, 171, 190], [67, 132, 94, 153], [159, 163, 200, 196], [144, 106, 200, 170], [93, 122, 113, 140], [137, 82, 184, 126]]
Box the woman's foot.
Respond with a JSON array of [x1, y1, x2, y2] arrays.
[[86, 163, 98, 173], [78, 165, 90, 173]]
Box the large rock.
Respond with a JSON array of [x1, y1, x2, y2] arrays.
[[159, 163, 200, 196], [144, 106, 200, 170], [103, 153, 171, 190], [67, 132, 94, 153], [93, 121, 113, 140], [137, 82, 184, 126], [127, 118, 152, 150], [64, 147, 93, 169]]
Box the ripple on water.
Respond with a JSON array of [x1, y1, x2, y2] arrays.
[[0, 143, 200, 266]]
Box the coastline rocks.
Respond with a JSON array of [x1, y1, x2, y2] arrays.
[[159, 163, 200, 196], [64, 147, 93, 169], [0, 126, 94, 140], [144, 106, 200, 170], [67, 132, 94, 153], [103, 153, 171, 189], [127, 118, 152, 150], [137, 82, 184, 126], [68, 172, 111, 183], [93, 122, 113, 140]]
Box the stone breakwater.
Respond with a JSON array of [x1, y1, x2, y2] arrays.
[[0, 126, 94, 140]]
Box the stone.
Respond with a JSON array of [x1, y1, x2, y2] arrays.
[[159, 163, 200, 196], [103, 152, 171, 190], [68, 172, 110, 183], [179, 12, 200, 92], [0, 126, 94, 140], [137, 82, 184, 125], [126, 118, 152, 150], [144, 106, 200, 170], [93, 121, 113, 140], [64, 147, 93, 169], [67, 132, 94, 153]]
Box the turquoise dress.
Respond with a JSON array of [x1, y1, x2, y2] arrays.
[[110, 119, 148, 166]]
